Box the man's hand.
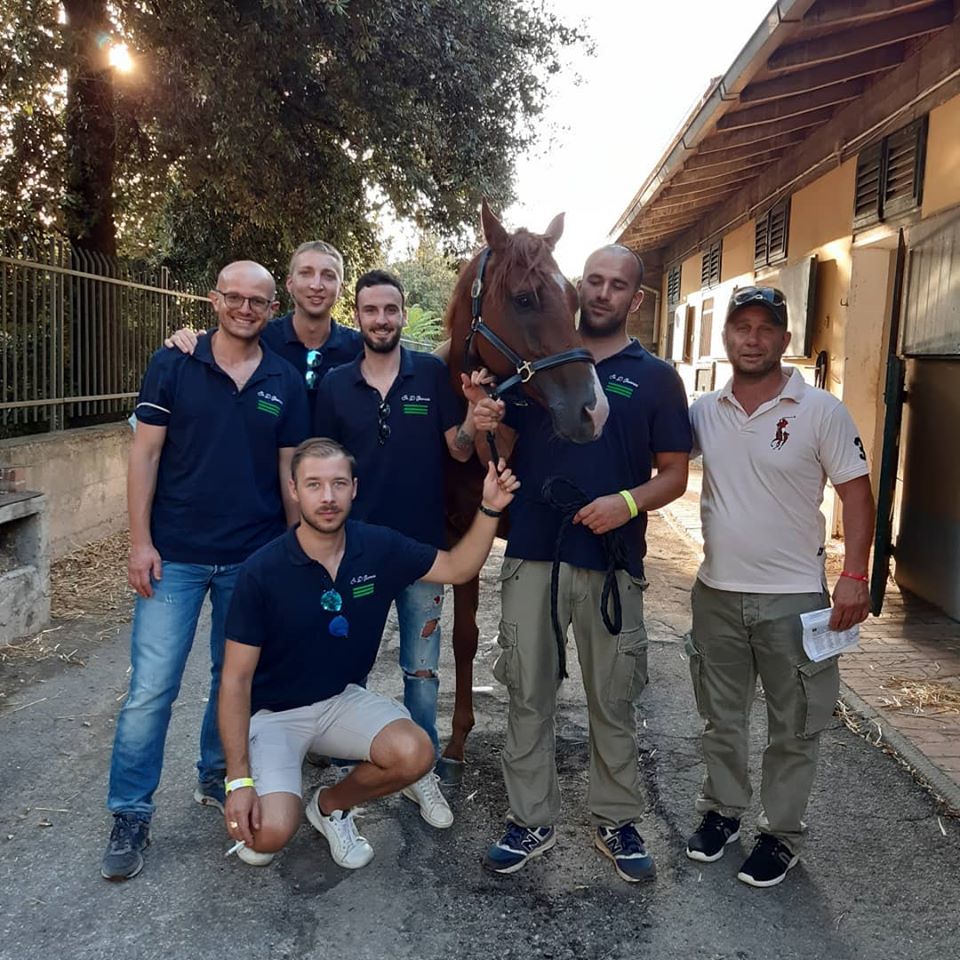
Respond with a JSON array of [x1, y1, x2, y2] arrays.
[[460, 368, 497, 406], [830, 575, 870, 631], [224, 787, 261, 848], [573, 493, 633, 536], [128, 542, 163, 598], [472, 397, 506, 433], [481, 458, 520, 512], [163, 327, 202, 354]]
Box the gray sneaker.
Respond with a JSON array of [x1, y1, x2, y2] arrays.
[[101, 814, 150, 881]]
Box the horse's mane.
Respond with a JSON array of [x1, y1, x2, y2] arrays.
[[442, 229, 557, 336]]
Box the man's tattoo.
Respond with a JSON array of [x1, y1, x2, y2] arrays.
[[454, 427, 475, 450]]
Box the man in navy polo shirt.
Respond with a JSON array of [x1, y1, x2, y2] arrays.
[[100, 260, 310, 882], [166, 240, 362, 408], [472, 245, 692, 883], [314, 270, 482, 830], [218, 438, 519, 870]]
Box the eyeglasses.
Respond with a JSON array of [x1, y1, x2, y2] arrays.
[[377, 401, 391, 446], [214, 290, 274, 314], [305, 349, 323, 389], [321, 589, 342, 612], [731, 286, 785, 308]]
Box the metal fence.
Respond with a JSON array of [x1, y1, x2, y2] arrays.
[[0, 233, 210, 433]]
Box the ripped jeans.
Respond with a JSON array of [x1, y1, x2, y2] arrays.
[[107, 561, 240, 818], [396, 579, 444, 758]]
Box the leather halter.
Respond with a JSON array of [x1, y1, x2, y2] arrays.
[[463, 247, 593, 399]]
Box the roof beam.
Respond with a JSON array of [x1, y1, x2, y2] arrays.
[[802, 0, 938, 28], [717, 79, 862, 130], [685, 134, 807, 169], [740, 45, 905, 102], [675, 147, 789, 180], [695, 107, 837, 153], [768, 2, 954, 72], [648, 190, 739, 215], [662, 174, 760, 200]]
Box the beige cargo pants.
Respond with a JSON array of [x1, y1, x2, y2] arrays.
[[688, 578, 839, 853], [494, 558, 649, 828]]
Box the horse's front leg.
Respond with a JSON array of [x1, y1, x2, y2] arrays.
[[439, 575, 480, 783]]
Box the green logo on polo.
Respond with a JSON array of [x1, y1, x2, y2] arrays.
[[351, 575, 376, 599], [256, 390, 283, 417], [401, 393, 430, 416], [605, 376, 636, 400]]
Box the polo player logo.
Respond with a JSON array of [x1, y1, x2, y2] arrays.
[[771, 416, 794, 450]]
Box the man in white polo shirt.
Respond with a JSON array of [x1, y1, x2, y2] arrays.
[[685, 286, 875, 888]]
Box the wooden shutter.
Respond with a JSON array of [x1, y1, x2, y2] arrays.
[[701, 241, 721, 288], [753, 215, 769, 269], [768, 198, 789, 263], [666, 264, 681, 305], [883, 117, 926, 220], [854, 142, 883, 228]]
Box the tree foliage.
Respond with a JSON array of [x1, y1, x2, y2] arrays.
[[1, 0, 586, 284], [387, 231, 461, 318]]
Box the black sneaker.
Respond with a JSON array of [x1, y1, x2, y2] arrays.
[[193, 778, 226, 813], [737, 833, 799, 888], [101, 813, 150, 881], [686, 810, 741, 862]]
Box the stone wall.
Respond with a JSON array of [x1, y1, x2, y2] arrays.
[[0, 423, 130, 559]]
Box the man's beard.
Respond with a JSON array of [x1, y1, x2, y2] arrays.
[[361, 327, 402, 353], [299, 507, 348, 535], [578, 305, 628, 338]]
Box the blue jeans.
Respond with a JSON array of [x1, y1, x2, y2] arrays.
[[396, 580, 444, 758], [107, 562, 240, 819]]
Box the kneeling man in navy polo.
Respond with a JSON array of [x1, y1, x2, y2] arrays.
[[217, 437, 519, 869]]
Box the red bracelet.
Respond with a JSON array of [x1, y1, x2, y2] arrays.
[[840, 571, 868, 583]]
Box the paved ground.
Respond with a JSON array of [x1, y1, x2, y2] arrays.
[[1, 515, 959, 960]]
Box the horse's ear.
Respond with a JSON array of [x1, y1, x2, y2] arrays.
[[481, 199, 509, 251], [542, 212, 565, 251]]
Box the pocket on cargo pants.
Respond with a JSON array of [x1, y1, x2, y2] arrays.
[[684, 631, 709, 719], [609, 624, 649, 701], [796, 657, 840, 737]]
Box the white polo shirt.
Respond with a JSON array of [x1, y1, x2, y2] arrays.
[[690, 368, 869, 594]]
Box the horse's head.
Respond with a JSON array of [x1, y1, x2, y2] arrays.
[[448, 202, 608, 443]]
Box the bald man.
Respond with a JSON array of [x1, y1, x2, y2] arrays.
[[101, 260, 310, 881]]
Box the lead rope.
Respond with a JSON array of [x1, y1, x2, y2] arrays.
[[541, 477, 627, 680]]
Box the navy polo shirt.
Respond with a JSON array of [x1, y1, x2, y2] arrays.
[[504, 340, 691, 577], [314, 348, 461, 548], [135, 335, 310, 565], [225, 522, 438, 713], [261, 313, 362, 391]]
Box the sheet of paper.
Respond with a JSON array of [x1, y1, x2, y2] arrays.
[[800, 607, 859, 662]]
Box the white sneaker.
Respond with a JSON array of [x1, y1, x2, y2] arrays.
[[306, 789, 374, 869], [402, 773, 454, 829], [236, 845, 274, 867]]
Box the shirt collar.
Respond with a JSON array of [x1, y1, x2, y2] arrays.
[[279, 313, 300, 345], [194, 330, 282, 384], [282, 520, 365, 567], [719, 366, 806, 405], [596, 338, 646, 367], [348, 346, 415, 385]]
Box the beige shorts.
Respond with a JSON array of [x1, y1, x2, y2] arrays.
[[248, 684, 410, 797]]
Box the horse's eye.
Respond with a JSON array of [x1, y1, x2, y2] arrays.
[[514, 293, 534, 310]]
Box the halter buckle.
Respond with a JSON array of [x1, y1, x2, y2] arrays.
[[470, 278, 483, 300], [517, 360, 534, 383]]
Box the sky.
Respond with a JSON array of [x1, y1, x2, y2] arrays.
[[504, 0, 776, 277]]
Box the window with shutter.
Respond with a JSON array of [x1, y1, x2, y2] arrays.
[[754, 198, 790, 268], [853, 117, 927, 229], [666, 264, 681, 305], [701, 240, 721, 288]]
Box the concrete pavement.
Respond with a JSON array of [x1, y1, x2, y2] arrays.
[[1, 516, 958, 960]]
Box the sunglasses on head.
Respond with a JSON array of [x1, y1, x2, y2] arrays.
[[377, 401, 391, 446], [305, 349, 323, 389], [731, 286, 785, 308]]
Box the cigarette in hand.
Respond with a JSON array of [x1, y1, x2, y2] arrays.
[[225, 840, 246, 858]]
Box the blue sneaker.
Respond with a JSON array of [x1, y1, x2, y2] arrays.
[[482, 822, 556, 874], [101, 813, 150, 881], [193, 778, 226, 813], [595, 823, 657, 882]]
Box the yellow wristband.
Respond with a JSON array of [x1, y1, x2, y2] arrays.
[[224, 777, 255, 794], [618, 489, 639, 519]]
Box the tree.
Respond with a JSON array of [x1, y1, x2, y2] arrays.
[[1, 0, 587, 284], [387, 231, 461, 319]]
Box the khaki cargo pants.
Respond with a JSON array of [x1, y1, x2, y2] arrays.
[[494, 558, 649, 828], [688, 579, 839, 853]]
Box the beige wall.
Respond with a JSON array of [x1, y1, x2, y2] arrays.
[[789, 160, 857, 261], [922, 94, 960, 219], [720, 220, 755, 284], [0, 424, 130, 559]]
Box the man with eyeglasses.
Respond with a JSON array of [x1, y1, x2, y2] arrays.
[[217, 438, 519, 870], [100, 260, 310, 882], [683, 285, 874, 888], [314, 270, 483, 829], [166, 240, 361, 409]]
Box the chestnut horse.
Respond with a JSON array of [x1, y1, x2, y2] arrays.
[[438, 202, 609, 780]]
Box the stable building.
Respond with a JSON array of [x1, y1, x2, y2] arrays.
[[612, 0, 960, 619]]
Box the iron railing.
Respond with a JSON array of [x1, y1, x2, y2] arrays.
[[0, 233, 209, 433]]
